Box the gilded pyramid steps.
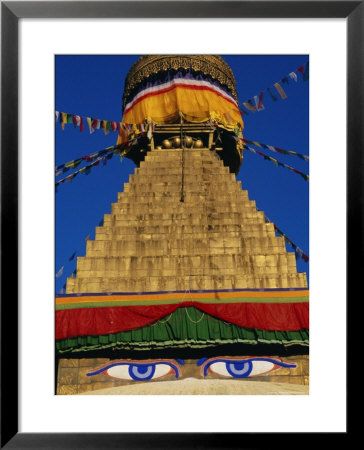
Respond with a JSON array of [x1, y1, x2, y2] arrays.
[[67, 273, 307, 293], [66, 147, 308, 294]]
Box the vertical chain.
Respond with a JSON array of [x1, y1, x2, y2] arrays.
[[180, 113, 185, 203]]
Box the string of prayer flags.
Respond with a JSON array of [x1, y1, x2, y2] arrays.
[[55, 110, 155, 138], [243, 144, 309, 181], [55, 137, 141, 188], [56, 156, 102, 187], [263, 214, 309, 262], [242, 139, 309, 161], [240, 61, 308, 115], [55, 141, 133, 176]]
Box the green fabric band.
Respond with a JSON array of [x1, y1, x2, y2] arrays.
[[56, 306, 309, 354]]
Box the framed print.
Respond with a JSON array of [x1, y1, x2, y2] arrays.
[[1, 0, 360, 447]]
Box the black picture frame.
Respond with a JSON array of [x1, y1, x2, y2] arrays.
[[1, 1, 359, 447]]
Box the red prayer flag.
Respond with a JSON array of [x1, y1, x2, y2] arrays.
[[258, 92, 264, 110], [297, 65, 304, 75]]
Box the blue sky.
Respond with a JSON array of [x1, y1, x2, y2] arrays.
[[55, 55, 309, 293]]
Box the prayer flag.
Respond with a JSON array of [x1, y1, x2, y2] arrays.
[[103, 121, 109, 135], [258, 92, 264, 110], [297, 65, 304, 76], [267, 88, 278, 102], [72, 115, 79, 127], [86, 117, 94, 134], [92, 119, 101, 130], [242, 102, 257, 112], [56, 266, 64, 278], [274, 82, 287, 100], [72, 158, 82, 169], [239, 107, 249, 116], [253, 94, 264, 111], [69, 251, 77, 261], [80, 117, 85, 132], [61, 112, 67, 130], [303, 62, 309, 81], [55, 111, 60, 122], [289, 72, 298, 82]]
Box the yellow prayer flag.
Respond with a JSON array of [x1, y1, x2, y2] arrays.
[[86, 117, 92, 133], [273, 82, 287, 100], [61, 112, 67, 130]]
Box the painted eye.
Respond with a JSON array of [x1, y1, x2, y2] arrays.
[[197, 357, 296, 378], [86, 359, 183, 381]]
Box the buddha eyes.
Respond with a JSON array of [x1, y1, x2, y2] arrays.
[[86, 357, 296, 381], [197, 357, 297, 378], [86, 359, 183, 381]]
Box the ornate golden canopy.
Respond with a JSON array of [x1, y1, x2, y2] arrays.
[[122, 55, 238, 109]]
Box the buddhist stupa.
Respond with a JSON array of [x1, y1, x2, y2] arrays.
[[56, 55, 309, 395]]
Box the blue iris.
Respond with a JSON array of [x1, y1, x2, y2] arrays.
[[128, 364, 156, 380], [226, 361, 252, 378]]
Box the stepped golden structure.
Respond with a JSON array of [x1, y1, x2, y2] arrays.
[[56, 56, 309, 395], [66, 146, 306, 294]]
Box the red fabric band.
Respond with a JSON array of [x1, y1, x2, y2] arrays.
[[55, 301, 309, 340]]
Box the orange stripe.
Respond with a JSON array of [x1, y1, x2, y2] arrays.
[[56, 290, 309, 305]]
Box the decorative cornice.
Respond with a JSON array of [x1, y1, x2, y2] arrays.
[[123, 55, 238, 108]]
